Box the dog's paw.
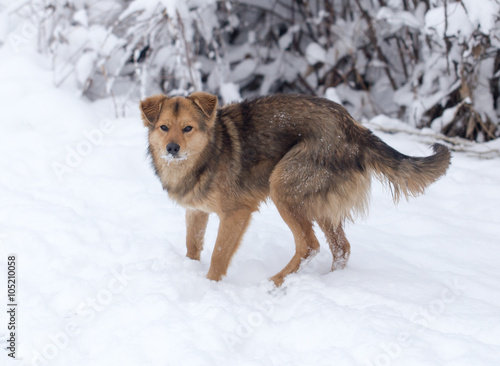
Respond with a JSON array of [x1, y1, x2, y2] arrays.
[[186, 252, 201, 261], [331, 259, 347, 271], [331, 248, 350, 271], [269, 274, 285, 287], [206, 270, 224, 282], [262, 278, 284, 295]]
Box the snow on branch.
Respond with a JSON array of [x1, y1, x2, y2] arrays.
[[5, 0, 500, 140]]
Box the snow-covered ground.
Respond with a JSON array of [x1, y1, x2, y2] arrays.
[[1, 46, 500, 366]]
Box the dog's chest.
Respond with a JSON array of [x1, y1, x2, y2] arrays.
[[170, 189, 219, 214]]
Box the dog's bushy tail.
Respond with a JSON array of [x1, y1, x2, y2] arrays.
[[366, 133, 451, 202]]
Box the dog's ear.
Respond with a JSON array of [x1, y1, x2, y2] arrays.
[[188, 92, 218, 121], [140, 94, 167, 127]]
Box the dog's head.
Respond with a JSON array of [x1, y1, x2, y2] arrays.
[[140, 92, 217, 164]]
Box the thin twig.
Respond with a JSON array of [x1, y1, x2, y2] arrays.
[[354, 0, 397, 90], [100, 64, 119, 118], [176, 9, 199, 91], [444, 0, 451, 74], [396, 36, 409, 79], [297, 73, 317, 95]]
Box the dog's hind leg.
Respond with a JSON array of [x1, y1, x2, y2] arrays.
[[269, 200, 320, 286], [268, 144, 330, 286], [317, 219, 350, 271], [186, 209, 209, 261], [206, 208, 253, 282]]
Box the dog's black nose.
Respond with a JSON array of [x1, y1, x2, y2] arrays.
[[166, 143, 180, 156]]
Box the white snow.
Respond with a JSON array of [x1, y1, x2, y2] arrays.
[[0, 8, 8, 45], [425, 3, 473, 39], [305, 42, 327, 65], [219, 82, 242, 104], [72, 10, 89, 28], [230, 59, 257, 83], [376, 7, 421, 31], [1, 46, 500, 366], [161, 153, 188, 165], [278, 25, 300, 50], [325, 87, 342, 105], [461, 0, 500, 34]]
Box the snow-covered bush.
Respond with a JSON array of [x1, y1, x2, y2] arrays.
[[17, 0, 225, 111], [403, 0, 500, 142], [7, 0, 500, 140]]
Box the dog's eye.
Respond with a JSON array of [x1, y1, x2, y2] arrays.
[[183, 126, 193, 133], [160, 125, 169, 132]]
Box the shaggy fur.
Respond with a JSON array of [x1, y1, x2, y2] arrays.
[[140, 92, 451, 286]]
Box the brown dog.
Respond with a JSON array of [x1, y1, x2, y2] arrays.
[[140, 92, 451, 286]]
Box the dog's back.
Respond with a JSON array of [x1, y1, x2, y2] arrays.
[[219, 94, 450, 221], [218, 95, 371, 202]]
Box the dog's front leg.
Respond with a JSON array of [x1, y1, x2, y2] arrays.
[[206, 209, 253, 281], [186, 209, 209, 261]]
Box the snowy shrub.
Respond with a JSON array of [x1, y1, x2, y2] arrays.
[[404, 0, 500, 142], [19, 0, 224, 112], [8, 0, 500, 140]]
